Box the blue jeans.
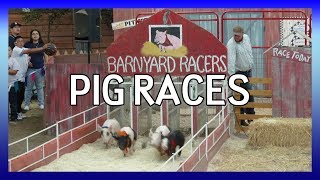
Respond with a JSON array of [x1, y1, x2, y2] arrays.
[[24, 68, 44, 107]]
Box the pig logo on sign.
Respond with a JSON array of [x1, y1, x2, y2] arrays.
[[149, 25, 182, 53], [141, 24, 187, 57], [154, 30, 182, 52]]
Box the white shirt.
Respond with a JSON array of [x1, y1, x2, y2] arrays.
[[11, 46, 29, 82], [8, 57, 21, 85], [227, 34, 254, 75]]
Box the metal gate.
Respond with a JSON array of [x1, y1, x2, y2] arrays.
[[136, 11, 219, 38]]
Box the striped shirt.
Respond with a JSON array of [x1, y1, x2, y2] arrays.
[[227, 34, 254, 75]]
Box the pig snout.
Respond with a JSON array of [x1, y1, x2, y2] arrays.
[[119, 139, 127, 150], [124, 148, 129, 154]]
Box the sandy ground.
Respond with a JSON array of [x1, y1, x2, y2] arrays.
[[32, 135, 204, 172], [207, 135, 311, 172]]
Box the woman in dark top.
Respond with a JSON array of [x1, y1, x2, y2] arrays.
[[24, 29, 47, 110]]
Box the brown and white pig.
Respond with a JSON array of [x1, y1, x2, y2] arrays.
[[97, 118, 121, 148], [113, 127, 137, 157]]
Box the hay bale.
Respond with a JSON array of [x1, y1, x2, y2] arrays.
[[140, 42, 188, 58], [248, 118, 311, 147]]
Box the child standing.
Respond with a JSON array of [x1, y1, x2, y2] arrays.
[[8, 46, 21, 123]]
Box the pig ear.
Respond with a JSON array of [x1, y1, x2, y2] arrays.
[[97, 124, 102, 133], [164, 30, 167, 34], [156, 30, 159, 33]]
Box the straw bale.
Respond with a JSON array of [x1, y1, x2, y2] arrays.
[[248, 118, 311, 147], [140, 42, 188, 58]]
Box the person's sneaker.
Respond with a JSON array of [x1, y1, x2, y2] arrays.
[[240, 120, 249, 126], [17, 115, 23, 120], [24, 106, 30, 111], [39, 105, 44, 109], [18, 113, 27, 119]]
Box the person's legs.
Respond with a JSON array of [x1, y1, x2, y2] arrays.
[[236, 70, 255, 126], [34, 69, 45, 108], [24, 69, 36, 110], [17, 81, 27, 119], [17, 81, 25, 113], [246, 70, 256, 123], [9, 87, 18, 121], [242, 70, 255, 123], [239, 84, 249, 126], [237, 71, 247, 126]]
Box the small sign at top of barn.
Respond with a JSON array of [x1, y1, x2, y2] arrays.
[[106, 9, 227, 76]]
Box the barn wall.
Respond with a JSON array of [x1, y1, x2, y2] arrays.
[[44, 64, 108, 129]]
